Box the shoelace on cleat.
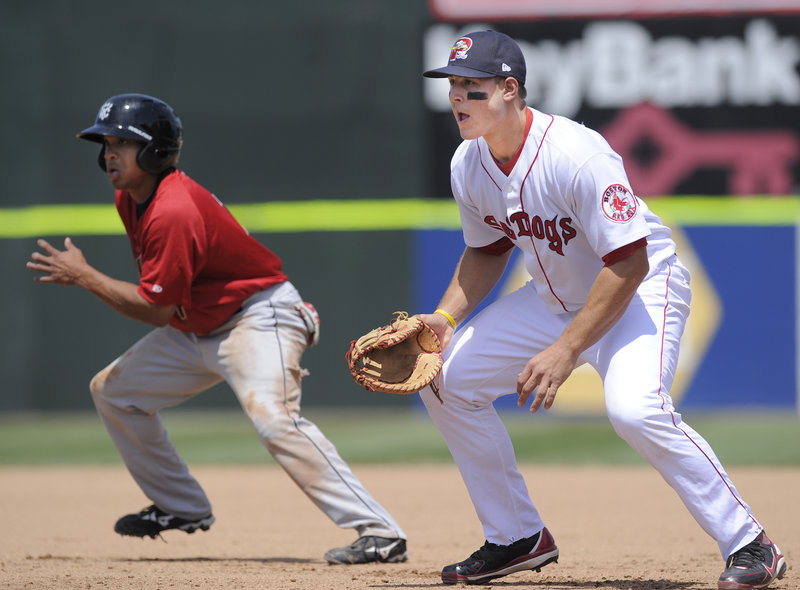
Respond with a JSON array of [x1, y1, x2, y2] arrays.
[[470, 537, 532, 561], [470, 542, 500, 560], [728, 543, 768, 568]]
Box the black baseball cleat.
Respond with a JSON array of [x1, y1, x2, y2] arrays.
[[324, 536, 408, 565], [718, 530, 787, 589], [114, 504, 215, 539], [442, 527, 559, 585]]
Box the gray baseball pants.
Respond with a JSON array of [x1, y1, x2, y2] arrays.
[[90, 280, 405, 540]]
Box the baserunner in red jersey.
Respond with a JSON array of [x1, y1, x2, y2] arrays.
[[27, 93, 407, 566]]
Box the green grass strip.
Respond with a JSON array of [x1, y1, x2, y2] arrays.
[[2, 197, 799, 238], [1, 409, 797, 466]]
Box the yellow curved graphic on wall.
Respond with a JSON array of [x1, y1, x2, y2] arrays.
[[498, 227, 722, 414]]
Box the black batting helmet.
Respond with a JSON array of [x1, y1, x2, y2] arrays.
[[77, 93, 182, 174]]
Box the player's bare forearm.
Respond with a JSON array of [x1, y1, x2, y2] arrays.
[[28, 237, 176, 327], [438, 246, 512, 322], [555, 247, 648, 356], [419, 247, 512, 349], [77, 272, 175, 327], [517, 246, 649, 412]]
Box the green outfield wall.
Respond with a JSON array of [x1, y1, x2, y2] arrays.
[[3, 1, 799, 412], [3, 197, 799, 412]]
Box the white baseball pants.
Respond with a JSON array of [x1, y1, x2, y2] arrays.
[[421, 257, 760, 559]]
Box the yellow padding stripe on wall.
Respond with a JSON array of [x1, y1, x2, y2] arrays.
[[651, 197, 800, 226], [228, 199, 463, 232], [1, 197, 799, 238], [0, 204, 124, 238]]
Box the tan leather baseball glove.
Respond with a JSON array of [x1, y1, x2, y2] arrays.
[[346, 311, 443, 403]]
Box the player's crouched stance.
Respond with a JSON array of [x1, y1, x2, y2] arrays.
[[420, 30, 786, 589], [27, 94, 407, 566]]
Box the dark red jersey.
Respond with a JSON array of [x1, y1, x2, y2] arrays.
[[116, 170, 287, 334]]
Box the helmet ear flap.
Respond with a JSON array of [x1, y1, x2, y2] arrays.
[[97, 145, 107, 172], [98, 142, 176, 175], [137, 144, 162, 174], [137, 144, 178, 174]]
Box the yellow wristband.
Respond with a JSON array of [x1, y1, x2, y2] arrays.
[[434, 308, 457, 329]]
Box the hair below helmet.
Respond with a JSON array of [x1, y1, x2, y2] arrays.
[[77, 93, 183, 174]]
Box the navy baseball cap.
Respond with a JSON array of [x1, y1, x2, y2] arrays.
[[423, 30, 526, 85]]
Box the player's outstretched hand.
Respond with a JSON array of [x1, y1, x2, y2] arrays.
[[27, 237, 90, 286], [516, 341, 578, 413]]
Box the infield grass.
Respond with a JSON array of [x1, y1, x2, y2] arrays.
[[0, 408, 798, 466]]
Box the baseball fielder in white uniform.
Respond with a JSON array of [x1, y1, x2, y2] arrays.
[[418, 30, 786, 589]]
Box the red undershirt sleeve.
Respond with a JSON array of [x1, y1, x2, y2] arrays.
[[479, 236, 515, 256], [602, 237, 648, 266]]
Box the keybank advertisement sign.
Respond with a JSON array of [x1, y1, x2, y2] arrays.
[[423, 15, 800, 198], [428, 0, 800, 20], [425, 20, 800, 119]]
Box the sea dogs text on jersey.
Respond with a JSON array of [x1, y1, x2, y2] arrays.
[[484, 213, 577, 255]]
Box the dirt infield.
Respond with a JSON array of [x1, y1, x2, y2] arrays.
[[2, 464, 796, 589]]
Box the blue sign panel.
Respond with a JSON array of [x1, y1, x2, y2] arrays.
[[412, 225, 797, 410]]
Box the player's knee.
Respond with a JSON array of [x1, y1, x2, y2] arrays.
[[606, 399, 653, 437], [607, 397, 677, 447], [248, 410, 294, 444], [89, 373, 105, 398], [89, 363, 117, 399]]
